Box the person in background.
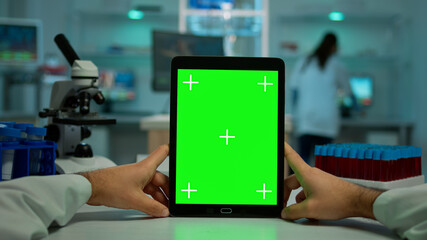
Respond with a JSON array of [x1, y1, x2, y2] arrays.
[[289, 32, 352, 165]]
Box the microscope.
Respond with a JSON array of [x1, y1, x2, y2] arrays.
[[39, 34, 117, 174]]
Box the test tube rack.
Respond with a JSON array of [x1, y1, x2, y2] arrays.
[[0, 140, 57, 181], [315, 143, 424, 190]]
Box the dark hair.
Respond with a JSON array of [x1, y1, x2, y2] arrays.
[[301, 32, 337, 71]]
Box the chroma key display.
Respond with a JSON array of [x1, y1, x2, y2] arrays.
[[175, 69, 278, 205]]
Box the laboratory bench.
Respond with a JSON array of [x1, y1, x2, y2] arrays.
[[339, 118, 414, 145], [46, 188, 399, 240]]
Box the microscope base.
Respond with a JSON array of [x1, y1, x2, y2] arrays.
[[55, 155, 116, 174]]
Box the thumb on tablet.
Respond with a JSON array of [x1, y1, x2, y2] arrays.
[[141, 144, 169, 171], [281, 202, 308, 220], [134, 192, 170, 217]]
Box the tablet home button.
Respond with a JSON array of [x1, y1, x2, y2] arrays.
[[220, 208, 232, 214]]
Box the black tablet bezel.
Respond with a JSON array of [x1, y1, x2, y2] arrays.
[[169, 56, 285, 217]]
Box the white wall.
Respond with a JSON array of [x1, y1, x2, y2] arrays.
[[3, 0, 427, 177], [407, 0, 427, 178], [0, 1, 9, 17]]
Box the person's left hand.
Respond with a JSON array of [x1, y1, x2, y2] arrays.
[[79, 144, 170, 217]]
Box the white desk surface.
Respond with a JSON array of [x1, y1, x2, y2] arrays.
[[46, 189, 398, 240]]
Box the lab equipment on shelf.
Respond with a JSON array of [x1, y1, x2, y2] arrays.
[[315, 143, 424, 190], [0, 122, 57, 181]]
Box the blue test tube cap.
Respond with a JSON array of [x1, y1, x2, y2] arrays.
[[373, 150, 382, 160], [396, 149, 403, 160], [381, 149, 393, 161], [357, 149, 366, 159], [0, 127, 21, 138], [342, 147, 350, 158], [327, 145, 336, 156], [349, 148, 358, 159], [415, 147, 422, 157], [314, 145, 322, 156], [321, 145, 329, 156], [334, 147, 343, 157], [400, 148, 409, 159], [365, 149, 374, 159], [26, 127, 47, 136]]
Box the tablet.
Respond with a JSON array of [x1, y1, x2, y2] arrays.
[[169, 56, 284, 217]]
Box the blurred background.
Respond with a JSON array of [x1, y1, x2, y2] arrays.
[[0, 0, 426, 180]]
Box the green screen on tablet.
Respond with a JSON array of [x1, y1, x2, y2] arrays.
[[175, 69, 278, 205]]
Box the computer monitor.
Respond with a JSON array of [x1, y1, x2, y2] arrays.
[[349, 75, 373, 106], [0, 18, 43, 67], [152, 31, 224, 91], [98, 69, 136, 102]]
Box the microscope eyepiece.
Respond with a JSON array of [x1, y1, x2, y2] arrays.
[[54, 34, 80, 66], [93, 91, 105, 105]]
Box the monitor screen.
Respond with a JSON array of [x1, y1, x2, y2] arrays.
[[349, 76, 373, 106], [0, 18, 42, 66], [98, 70, 136, 102], [152, 31, 224, 91], [175, 68, 279, 205]]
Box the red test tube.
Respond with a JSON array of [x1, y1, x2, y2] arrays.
[[341, 148, 350, 178], [348, 148, 358, 179], [315, 145, 322, 169], [356, 149, 366, 180], [320, 145, 329, 173], [364, 149, 374, 180], [380, 149, 393, 182], [372, 150, 382, 181], [327, 146, 337, 175], [334, 147, 344, 177], [415, 147, 422, 176]]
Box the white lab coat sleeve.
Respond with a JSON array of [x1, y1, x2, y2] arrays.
[[373, 184, 427, 240], [0, 174, 91, 239], [289, 58, 305, 90]]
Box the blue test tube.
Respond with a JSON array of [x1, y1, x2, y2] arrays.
[[26, 127, 47, 175], [0, 127, 21, 180]]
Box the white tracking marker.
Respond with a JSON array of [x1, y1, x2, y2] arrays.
[[256, 183, 272, 200], [181, 182, 198, 199], [257, 76, 273, 92], [219, 129, 235, 145], [183, 74, 199, 91]]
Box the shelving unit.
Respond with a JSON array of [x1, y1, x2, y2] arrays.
[[178, 0, 269, 57], [276, 11, 403, 59], [282, 55, 399, 66]]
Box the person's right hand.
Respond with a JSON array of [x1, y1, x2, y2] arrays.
[[282, 142, 382, 221], [79, 145, 170, 217]]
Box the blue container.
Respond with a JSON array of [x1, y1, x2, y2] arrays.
[[0, 125, 56, 181]]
